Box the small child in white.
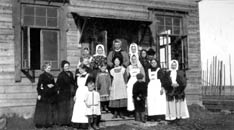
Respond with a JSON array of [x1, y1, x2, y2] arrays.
[[85, 77, 101, 130]]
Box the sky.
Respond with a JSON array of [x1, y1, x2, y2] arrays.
[[199, 0, 234, 86]]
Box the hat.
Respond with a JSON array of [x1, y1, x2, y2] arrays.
[[147, 48, 156, 55], [136, 73, 144, 80]]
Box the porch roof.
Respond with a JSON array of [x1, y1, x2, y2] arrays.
[[68, 5, 152, 23]]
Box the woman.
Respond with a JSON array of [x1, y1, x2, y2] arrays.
[[56, 60, 76, 126], [147, 59, 166, 121], [72, 64, 90, 129], [162, 60, 189, 122], [77, 47, 93, 72], [90, 44, 107, 77], [34, 63, 57, 128], [126, 55, 145, 112], [129, 43, 139, 58], [139, 49, 151, 83], [109, 56, 128, 119]]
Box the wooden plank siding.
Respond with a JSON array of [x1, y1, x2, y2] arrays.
[[186, 5, 202, 104], [0, 0, 201, 117]]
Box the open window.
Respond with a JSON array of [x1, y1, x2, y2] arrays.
[[21, 5, 60, 70], [20, 4, 61, 81], [156, 15, 188, 70]]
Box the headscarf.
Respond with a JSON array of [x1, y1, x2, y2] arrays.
[[129, 43, 139, 58], [129, 43, 142, 67], [169, 59, 179, 84], [93, 44, 106, 57]]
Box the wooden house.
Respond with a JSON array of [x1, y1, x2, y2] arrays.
[[0, 0, 201, 118]]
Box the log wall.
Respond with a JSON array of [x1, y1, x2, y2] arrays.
[[0, 0, 201, 117]]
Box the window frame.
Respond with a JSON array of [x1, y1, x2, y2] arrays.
[[154, 12, 189, 70], [13, 1, 67, 82], [21, 4, 61, 71]]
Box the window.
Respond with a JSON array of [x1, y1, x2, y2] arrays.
[[156, 15, 188, 70], [22, 5, 58, 27], [21, 4, 60, 70]]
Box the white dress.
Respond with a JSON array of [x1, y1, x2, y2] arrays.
[[71, 74, 89, 123], [127, 65, 140, 111], [85, 91, 101, 115], [147, 68, 166, 116]]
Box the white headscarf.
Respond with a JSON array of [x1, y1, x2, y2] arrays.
[[93, 44, 106, 57], [129, 43, 139, 58], [169, 60, 179, 84], [129, 43, 142, 68]]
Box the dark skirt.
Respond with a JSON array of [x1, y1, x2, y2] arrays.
[[57, 99, 74, 126], [109, 99, 127, 108], [34, 100, 56, 127]]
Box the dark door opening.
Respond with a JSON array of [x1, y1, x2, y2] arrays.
[[79, 18, 145, 55]]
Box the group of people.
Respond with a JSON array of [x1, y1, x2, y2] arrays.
[[34, 38, 189, 130]]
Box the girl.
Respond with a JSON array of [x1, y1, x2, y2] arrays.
[[109, 56, 128, 119], [95, 63, 112, 112], [72, 64, 90, 128], [163, 60, 189, 122], [126, 55, 145, 112], [90, 44, 107, 77], [85, 77, 101, 130], [56, 60, 76, 126], [34, 63, 57, 128], [147, 59, 166, 121]]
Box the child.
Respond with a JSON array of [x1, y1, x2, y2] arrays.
[[95, 63, 111, 112], [85, 77, 101, 130], [109, 56, 128, 119], [132, 73, 148, 123]]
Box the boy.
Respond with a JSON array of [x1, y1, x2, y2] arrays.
[[132, 73, 148, 123], [85, 77, 101, 130]]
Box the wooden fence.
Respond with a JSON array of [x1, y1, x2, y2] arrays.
[[202, 55, 234, 112], [202, 55, 234, 96]]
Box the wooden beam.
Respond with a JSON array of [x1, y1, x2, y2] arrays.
[[12, 0, 21, 82], [60, 5, 68, 63]]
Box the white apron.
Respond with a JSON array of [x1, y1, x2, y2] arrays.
[[147, 68, 166, 116], [71, 74, 89, 123], [127, 66, 140, 111]]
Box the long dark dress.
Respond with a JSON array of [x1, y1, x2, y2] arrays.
[[34, 72, 57, 128], [56, 71, 77, 126]]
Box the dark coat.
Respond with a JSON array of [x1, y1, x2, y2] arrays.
[[161, 70, 187, 101], [133, 81, 148, 112], [34, 72, 57, 127], [56, 71, 77, 101], [139, 57, 151, 83], [56, 71, 77, 125]]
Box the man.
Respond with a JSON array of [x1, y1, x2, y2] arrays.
[[107, 39, 130, 68]]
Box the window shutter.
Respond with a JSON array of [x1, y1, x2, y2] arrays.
[[21, 27, 30, 70], [41, 30, 59, 69]]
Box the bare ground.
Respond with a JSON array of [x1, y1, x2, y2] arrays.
[[2, 104, 234, 130]]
